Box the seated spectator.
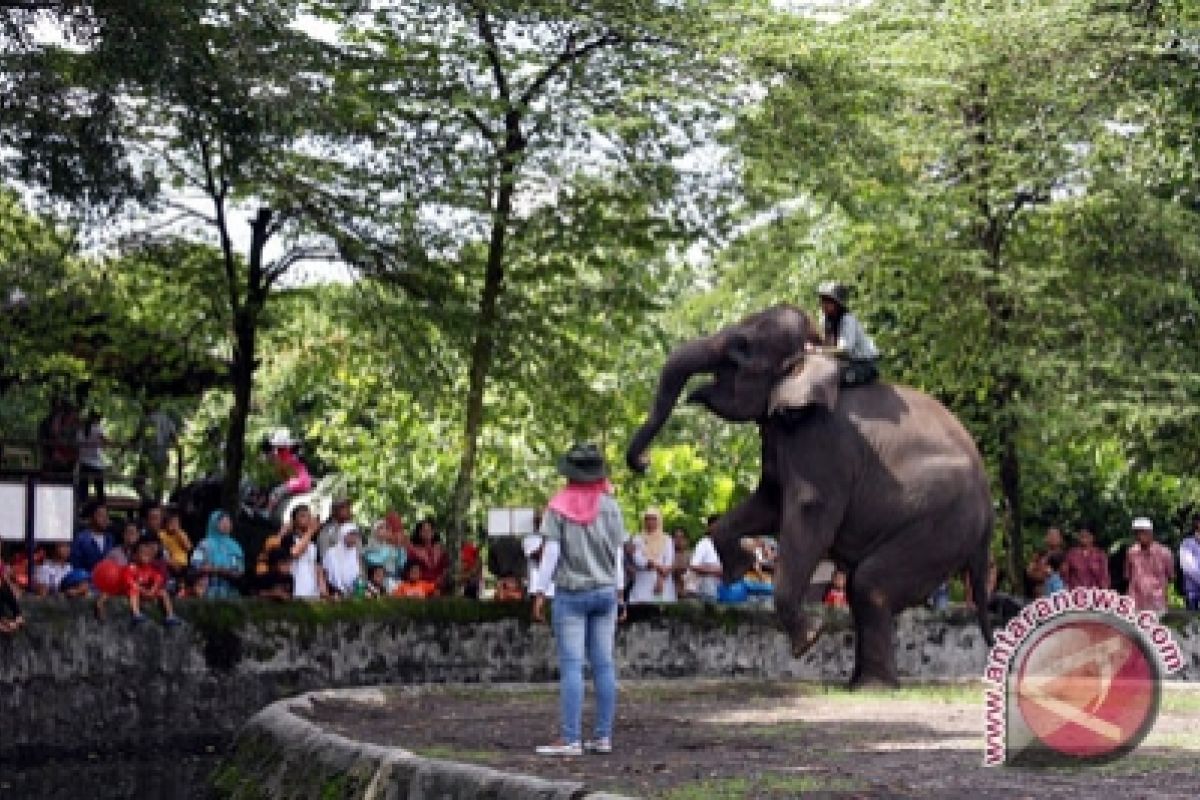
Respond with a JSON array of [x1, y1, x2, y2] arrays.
[[190, 510, 245, 599], [176, 570, 209, 599], [392, 561, 438, 598], [125, 534, 181, 626], [689, 516, 724, 601], [141, 504, 164, 539], [457, 530, 483, 599], [363, 564, 390, 598], [824, 569, 849, 608], [35, 542, 73, 596], [257, 548, 295, 601], [70, 502, 114, 573], [323, 523, 363, 597], [0, 563, 24, 635], [1043, 551, 1067, 596], [158, 509, 193, 581], [406, 518, 450, 592], [58, 569, 91, 598], [363, 518, 406, 585], [671, 527, 694, 597], [107, 519, 142, 567]]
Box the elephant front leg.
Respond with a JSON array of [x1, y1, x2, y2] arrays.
[[775, 503, 838, 660], [711, 487, 779, 585]]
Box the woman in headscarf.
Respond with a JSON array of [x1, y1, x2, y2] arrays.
[[323, 523, 364, 597], [531, 443, 627, 757], [628, 508, 676, 603], [189, 510, 245, 599], [363, 517, 406, 585]]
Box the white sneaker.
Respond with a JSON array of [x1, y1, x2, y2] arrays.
[[583, 738, 612, 754], [535, 741, 583, 756]]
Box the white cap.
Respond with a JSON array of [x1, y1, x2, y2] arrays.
[[1131, 517, 1153, 531], [339, 522, 361, 539], [268, 427, 300, 447]]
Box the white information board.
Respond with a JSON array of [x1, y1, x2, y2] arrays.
[[0, 482, 27, 541], [487, 507, 537, 537], [34, 484, 75, 542]]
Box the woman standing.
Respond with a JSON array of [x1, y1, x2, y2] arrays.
[[532, 443, 627, 756], [629, 508, 675, 603]]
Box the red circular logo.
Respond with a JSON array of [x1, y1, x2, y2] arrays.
[[1014, 616, 1159, 760]]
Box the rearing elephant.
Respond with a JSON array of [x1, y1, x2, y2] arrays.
[[626, 304, 994, 686]]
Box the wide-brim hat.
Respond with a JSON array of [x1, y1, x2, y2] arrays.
[[556, 442, 607, 482]]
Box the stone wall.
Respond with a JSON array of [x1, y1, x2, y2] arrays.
[[2, 598, 1197, 759]]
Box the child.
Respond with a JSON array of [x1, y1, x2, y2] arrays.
[[364, 564, 390, 598], [1043, 551, 1066, 596], [158, 509, 193, 581], [824, 569, 849, 608], [392, 562, 437, 599], [35, 542, 73, 596], [0, 563, 24, 635], [126, 534, 182, 626], [256, 548, 295, 601]]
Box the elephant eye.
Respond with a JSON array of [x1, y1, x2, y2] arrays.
[[727, 336, 753, 366]]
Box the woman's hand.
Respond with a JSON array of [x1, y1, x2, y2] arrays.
[[532, 593, 547, 623]]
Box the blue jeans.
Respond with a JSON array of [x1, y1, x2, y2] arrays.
[[552, 587, 618, 743]]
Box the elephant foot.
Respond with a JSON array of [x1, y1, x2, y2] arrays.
[[788, 620, 825, 659], [849, 669, 899, 691]]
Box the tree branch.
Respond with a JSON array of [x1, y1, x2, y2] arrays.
[[519, 31, 624, 108], [474, 4, 511, 105]]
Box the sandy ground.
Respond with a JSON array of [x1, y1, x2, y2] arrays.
[[301, 679, 1200, 799]]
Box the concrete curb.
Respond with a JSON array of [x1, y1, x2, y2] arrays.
[[215, 687, 637, 800]]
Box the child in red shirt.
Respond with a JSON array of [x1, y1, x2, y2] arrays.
[[127, 535, 182, 626], [824, 569, 849, 609]]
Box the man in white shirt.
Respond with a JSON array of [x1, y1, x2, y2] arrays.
[[76, 411, 111, 506], [689, 514, 724, 601], [34, 543, 72, 596]]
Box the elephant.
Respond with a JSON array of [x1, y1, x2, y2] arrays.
[[626, 304, 994, 686]]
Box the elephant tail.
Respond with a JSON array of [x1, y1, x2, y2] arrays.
[[968, 543, 995, 649]]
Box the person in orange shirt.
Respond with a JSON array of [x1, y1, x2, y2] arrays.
[[126, 535, 182, 626], [392, 561, 437, 599], [158, 509, 193, 581]]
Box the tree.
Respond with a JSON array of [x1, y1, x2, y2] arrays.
[[724, 0, 1199, 588], [3, 1, 355, 512], [311, 0, 736, 544]]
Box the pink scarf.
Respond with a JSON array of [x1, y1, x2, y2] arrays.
[[547, 479, 613, 525]]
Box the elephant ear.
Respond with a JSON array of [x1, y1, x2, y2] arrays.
[[769, 353, 841, 415]]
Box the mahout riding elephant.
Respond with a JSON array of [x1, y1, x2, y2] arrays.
[[626, 304, 994, 686]]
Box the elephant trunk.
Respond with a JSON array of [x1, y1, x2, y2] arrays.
[[626, 333, 725, 472]]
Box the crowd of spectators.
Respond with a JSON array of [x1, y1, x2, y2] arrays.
[[2, 492, 1198, 634]]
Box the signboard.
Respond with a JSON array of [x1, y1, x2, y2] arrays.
[[487, 507, 537, 537], [0, 481, 74, 542], [34, 484, 75, 542], [0, 482, 26, 542]]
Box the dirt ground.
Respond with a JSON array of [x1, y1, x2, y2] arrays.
[[302, 680, 1200, 799]]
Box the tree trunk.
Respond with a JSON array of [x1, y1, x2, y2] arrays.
[[219, 208, 272, 515], [998, 407, 1023, 593], [447, 155, 516, 551]]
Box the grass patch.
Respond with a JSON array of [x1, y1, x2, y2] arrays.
[[659, 773, 865, 799], [803, 681, 982, 705], [414, 745, 501, 765], [1160, 689, 1200, 714]]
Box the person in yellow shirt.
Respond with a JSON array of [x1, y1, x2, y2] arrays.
[[158, 509, 193, 580]]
